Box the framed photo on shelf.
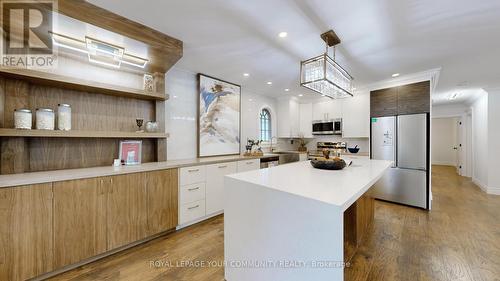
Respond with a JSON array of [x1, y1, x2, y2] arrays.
[[119, 140, 142, 165]]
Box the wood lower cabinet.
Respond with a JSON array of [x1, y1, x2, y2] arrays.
[[53, 178, 107, 268], [106, 173, 148, 250], [0, 183, 53, 281], [146, 169, 178, 235]]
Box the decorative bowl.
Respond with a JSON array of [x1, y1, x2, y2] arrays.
[[310, 157, 348, 170], [348, 147, 360, 153]]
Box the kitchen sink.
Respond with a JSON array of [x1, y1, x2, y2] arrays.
[[272, 152, 300, 165]]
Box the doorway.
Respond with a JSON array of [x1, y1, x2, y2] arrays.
[[431, 117, 460, 171]]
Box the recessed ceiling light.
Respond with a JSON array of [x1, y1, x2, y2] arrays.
[[298, 94, 303, 97], [267, 81, 273, 85], [392, 73, 400, 78], [278, 32, 288, 38], [173, 95, 178, 98], [248, 98, 253, 102], [243, 73, 250, 77], [284, 88, 290, 92]]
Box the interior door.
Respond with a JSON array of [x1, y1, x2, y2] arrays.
[[397, 114, 427, 170], [455, 118, 463, 175]]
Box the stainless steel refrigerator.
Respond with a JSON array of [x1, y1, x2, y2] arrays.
[[371, 114, 429, 209]]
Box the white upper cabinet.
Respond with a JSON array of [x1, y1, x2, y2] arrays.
[[277, 97, 300, 138], [341, 91, 370, 138], [312, 100, 342, 121], [299, 103, 313, 138]]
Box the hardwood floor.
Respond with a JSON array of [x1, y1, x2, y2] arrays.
[[49, 166, 500, 281]]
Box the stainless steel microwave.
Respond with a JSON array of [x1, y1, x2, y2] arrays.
[[312, 119, 342, 135]]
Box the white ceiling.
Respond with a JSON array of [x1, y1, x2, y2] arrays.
[[88, 0, 500, 104]]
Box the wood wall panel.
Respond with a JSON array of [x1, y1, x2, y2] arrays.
[[0, 137, 29, 174], [53, 178, 107, 268], [26, 138, 155, 172], [344, 193, 375, 263], [0, 77, 160, 174], [29, 84, 154, 131], [0, 77, 5, 127], [0, 183, 53, 281], [146, 169, 178, 235], [3, 79, 30, 128]]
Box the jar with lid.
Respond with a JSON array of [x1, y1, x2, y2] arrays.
[[14, 109, 32, 129], [36, 108, 55, 130], [57, 104, 71, 131]]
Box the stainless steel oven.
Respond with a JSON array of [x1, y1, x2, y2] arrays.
[[312, 119, 342, 135]]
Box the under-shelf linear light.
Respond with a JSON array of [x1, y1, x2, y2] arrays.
[[50, 32, 148, 69]]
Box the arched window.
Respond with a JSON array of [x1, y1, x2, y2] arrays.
[[260, 108, 272, 142]]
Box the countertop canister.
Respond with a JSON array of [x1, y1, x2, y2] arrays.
[[14, 109, 32, 129], [57, 104, 71, 131], [36, 108, 55, 130]]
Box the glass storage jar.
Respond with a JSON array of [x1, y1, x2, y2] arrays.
[[36, 108, 55, 130], [14, 109, 32, 129], [57, 103, 71, 131]]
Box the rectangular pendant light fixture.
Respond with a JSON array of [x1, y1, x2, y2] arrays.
[[49, 32, 148, 69], [300, 30, 354, 99]]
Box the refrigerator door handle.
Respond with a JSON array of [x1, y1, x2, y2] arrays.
[[394, 117, 398, 167]]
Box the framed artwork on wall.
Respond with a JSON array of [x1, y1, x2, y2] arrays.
[[198, 74, 241, 157], [119, 140, 142, 165]]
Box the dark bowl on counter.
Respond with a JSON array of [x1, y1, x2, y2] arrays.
[[310, 158, 347, 170], [348, 147, 360, 154]]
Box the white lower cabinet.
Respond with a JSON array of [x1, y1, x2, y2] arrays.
[[237, 159, 260, 172], [178, 159, 260, 227], [179, 182, 206, 205], [179, 200, 206, 225], [206, 162, 237, 215]]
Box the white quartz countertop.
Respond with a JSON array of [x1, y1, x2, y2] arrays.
[[0, 155, 262, 188], [227, 157, 392, 211]]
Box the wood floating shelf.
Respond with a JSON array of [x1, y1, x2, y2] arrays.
[[0, 68, 167, 101], [0, 128, 169, 139]]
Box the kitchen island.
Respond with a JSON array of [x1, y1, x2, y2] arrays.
[[224, 157, 392, 281]]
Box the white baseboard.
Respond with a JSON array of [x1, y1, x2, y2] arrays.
[[431, 161, 456, 166], [473, 177, 488, 192], [472, 178, 500, 195], [487, 187, 500, 195]]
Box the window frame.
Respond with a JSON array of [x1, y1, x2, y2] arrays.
[[259, 108, 272, 143]]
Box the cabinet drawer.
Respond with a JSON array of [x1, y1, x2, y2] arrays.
[[180, 182, 206, 205], [237, 159, 260, 172], [179, 200, 206, 225], [179, 165, 206, 186]]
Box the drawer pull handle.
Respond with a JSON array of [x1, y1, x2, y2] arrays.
[[218, 165, 227, 168], [188, 169, 199, 172], [188, 205, 200, 210], [188, 187, 200, 191], [246, 162, 254, 164]]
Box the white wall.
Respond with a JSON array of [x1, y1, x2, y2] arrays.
[[432, 104, 468, 118], [487, 91, 500, 194], [470, 92, 489, 190], [431, 117, 457, 166], [165, 67, 278, 160]]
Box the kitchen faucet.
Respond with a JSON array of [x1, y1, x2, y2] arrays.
[[269, 136, 278, 153]]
